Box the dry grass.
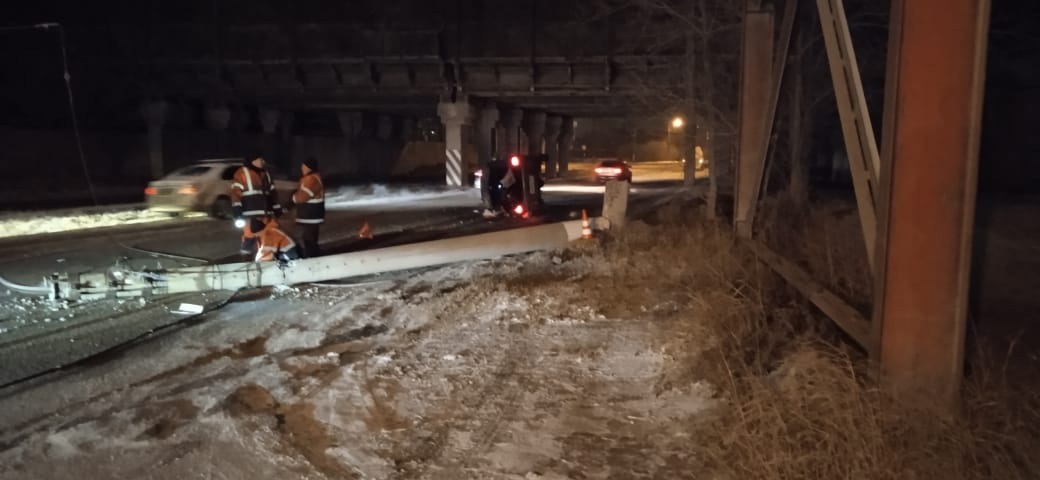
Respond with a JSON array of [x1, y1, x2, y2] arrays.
[[757, 193, 873, 309], [605, 196, 1040, 479]]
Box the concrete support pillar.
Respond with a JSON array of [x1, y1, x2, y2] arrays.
[[544, 115, 562, 178], [140, 100, 168, 179], [558, 117, 575, 174], [477, 103, 500, 167], [279, 111, 295, 172], [258, 108, 283, 169], [874, 0, 991, 412], [204, 105, 231, 131], [437, 97, 475, 187], [337, 111, 363, 139], [401, 117, 417, 142], [258, 108, 281, 135], [376, 114, 394, 141], [499, 107, 523, 158], [733, 4, 775, 238], [228, 105, 249, 132], [522, 110, 547, 156]]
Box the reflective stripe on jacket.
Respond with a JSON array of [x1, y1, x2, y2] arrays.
[[255, 220, 297, 262], [231, 166, 276, 217], [293, 172, 325, 224]]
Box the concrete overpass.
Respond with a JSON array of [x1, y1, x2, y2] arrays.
[[2, 0, 693, 183]]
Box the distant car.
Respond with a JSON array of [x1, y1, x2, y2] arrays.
[[594, 159, 633, 183], [145, 159, 296, 218]]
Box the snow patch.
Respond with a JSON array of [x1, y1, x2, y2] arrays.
[[325, 184, 479, 208], [0, 208, 176, 239], [264, 328, 324, 353]]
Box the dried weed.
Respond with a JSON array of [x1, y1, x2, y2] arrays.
[[615, 196, 1040, 479]]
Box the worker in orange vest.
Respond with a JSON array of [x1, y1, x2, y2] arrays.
[[231, 154, 282, 254], [251, 216, 300, 263], [290, 156, 325, 257]]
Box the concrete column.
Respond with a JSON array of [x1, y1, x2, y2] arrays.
[[140, 100, 168, 179], [401, 117, 417, 142], [376, 114, 394, 140], [499, 107, 523, 158], [477, 102, 500, 167], [522, 110, 546, 156], [437, 97, 475, 187], [204, 105, 231, 131], [258, 108, 283, 170], [258, 108, 281, 135], [228, 105, 249, 132], [544, 115, 562, 178], [558, 116, 575, 174], [279, 111, 295, 173], [336, 111, 363, 139]]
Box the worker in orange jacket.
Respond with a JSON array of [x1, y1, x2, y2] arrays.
[[290, 156, 325, 257], [250, 216, 300, 263], [231, 154, 282, 254]]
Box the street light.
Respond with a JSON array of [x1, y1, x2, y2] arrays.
[[667, 116, 685, 161]]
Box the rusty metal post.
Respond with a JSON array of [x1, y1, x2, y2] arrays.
[[733, 2, 774, 238], [873, 0, 991, 411]]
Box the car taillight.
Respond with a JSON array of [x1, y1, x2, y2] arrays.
[[177, 185, 198, 195], [595, 167, 623, 175], [510, 156, 520, 167], [514, 204, 525, 215], [144, 186, 158, 195]]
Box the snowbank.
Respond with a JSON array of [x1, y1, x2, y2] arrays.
[[324, 183, 479, 208], [0, 208, 176, 239], [0, 222, 721, 479]]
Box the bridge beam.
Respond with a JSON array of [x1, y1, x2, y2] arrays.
[[873, 0, 991, 412]]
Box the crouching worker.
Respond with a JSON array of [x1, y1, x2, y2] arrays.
[[250, 217, 300, 264]]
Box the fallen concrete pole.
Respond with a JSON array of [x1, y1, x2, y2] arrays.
[[50, 219, 591, 297]]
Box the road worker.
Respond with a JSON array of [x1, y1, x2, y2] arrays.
[[251, 216, 300, 263], [290, 156, 325, 257], [230, 154, 282, 254]]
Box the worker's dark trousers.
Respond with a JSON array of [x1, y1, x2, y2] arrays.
[[297, 223, 321, 258]]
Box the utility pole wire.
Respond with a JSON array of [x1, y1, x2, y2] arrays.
[[0, 22, 98, 206]]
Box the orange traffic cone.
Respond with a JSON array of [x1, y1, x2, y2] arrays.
[[358, 221, 373, 239], [581, 209, 592, 239]]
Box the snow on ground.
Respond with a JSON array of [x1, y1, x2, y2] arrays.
[[325, 184, 480, 209], [0, 221, 719, 479], [0, 208, 180, 239], [0, 184, 476, 240]]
